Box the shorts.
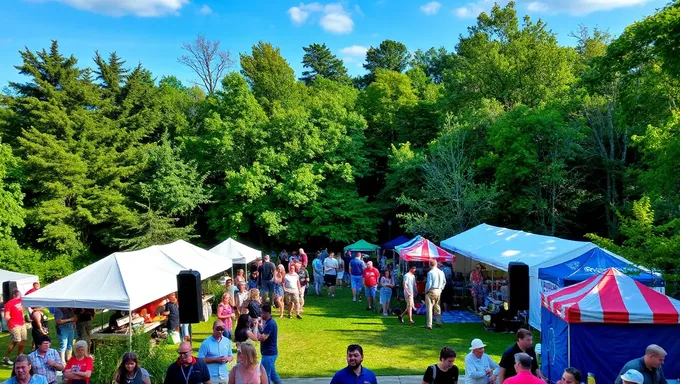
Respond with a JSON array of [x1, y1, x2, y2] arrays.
[[274, 284, 284, 297], [284, 292, 300, 306], [57, 326, 74, 352], [10, 324, 27, 343], [324, 274, 336, 287], [404, 293, 415, 308], [364, 285, 377, 299], [351, 275, 363, 290], [337, 272, 344, 280]]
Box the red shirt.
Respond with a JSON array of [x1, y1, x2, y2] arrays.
[[4, 297, 24, 329], [362, 267, 380, 287], [504, 371, 545, 384], [300, 252, 308, 268], [65, 356, 93, 383], [25, 288, 37, 295]]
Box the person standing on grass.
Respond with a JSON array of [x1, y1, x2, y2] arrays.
[[217, 294, 235, 340], [257, 303, 282, 384], [229, 341, 268, 384], [379, 269, 394, 316], [164, 341, 211, 384], [336, 256, 345, 288], [349, 253, 366, 302], [330, 344, 378, 384], [502, 353, 544, 384], [54, 307, 76, 364], [4, 289, 26, 366], [298, 248, 309, 268], [362, 261, 380, 311], [283, 264, 302, 319], [295, 261, 309, 311], [498, 329, 543, 383], [323, 252, 339, 298], [465, 339, 499, 384], [424, 259, 446, 330], [398, 264, 417, 324], [312, 252, 324, 296], [258, 255, 276, 304], [198, 320, 234, 384], [422, 347, 459, 384]]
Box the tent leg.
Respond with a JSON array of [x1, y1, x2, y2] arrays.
[[128, 312, 133, 351], [567, 323, 571, 366]]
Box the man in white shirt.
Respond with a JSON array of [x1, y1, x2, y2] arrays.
[[398, 264, 417, 324], [465, 338, 500, 384], [424, 259, 446, 330], [323, 252, 339, 298]]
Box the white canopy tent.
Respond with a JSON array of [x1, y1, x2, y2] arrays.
[[210, 238, 262, 265], [0, 269, 39, 298], [440, 223, 597, 329], [22, 240, 232, 311]]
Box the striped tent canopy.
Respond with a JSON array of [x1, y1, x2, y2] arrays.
[[542, 268, 680, 324], [399, 237, 455, 262]]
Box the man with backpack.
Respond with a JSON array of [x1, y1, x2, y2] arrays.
[[422, 347, 459, 384]]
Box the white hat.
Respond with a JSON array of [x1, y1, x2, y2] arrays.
[[470, 339, 486, 350], [621, 369, 644, 384]]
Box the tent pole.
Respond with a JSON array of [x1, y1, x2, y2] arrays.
[[128, 312, 133, 351], [567, 323, 571, 366]]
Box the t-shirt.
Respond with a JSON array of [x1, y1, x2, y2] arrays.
[[65, 356, 93, 384], [403, 273, 416, 296], [260, 318, 278, 356], [283, 274, 299, 294], [312, 258, 324, 276], [362, 267, 380, 287], [248, 301, 262, 319], [165, 302, 180, 331], [323, 258, 339, 276], [298, 268, 309, 287], [163, 359, 211, 384], [499, 344, 538, 379], [258, 262, 275, 282], [349, 258, 366, 276], [4, 375, 48, 384], [217, 303, 233, 330], [54, 308, 75, 334], [299, 252, 308, 267], [4, 297, 25, 329], [423, 364, 459, 384], [76, 309, 95, 323]]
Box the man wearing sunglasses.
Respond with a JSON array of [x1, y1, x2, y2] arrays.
[[164, 341, 211, 384], [198, 320, 234, 384]]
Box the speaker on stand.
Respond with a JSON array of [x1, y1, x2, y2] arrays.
[[506, 262, 530, 330], [177, 270, 202, 342], [2, 281, 18, 303]]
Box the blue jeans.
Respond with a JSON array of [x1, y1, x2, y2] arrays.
[[261, 354, 282, 384], [351, 275, 363, 290], [180, 324, 190, 340], [57, 326, 74, 353]]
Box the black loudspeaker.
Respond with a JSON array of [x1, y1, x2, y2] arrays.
[[508, 262, 530, 311], [2, 281, 18, 303], [177, 270, 202, 324]]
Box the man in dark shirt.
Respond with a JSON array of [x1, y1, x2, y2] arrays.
[[257, 303, 281, 384], [163, 293, 180, 333], [258, 255, 276, 304], [423, 347, 459, 384], [330, 344, 378, 384], [615, 345, 667, 384], [499, 328, 544, 383], [164, 341, 211, 384]]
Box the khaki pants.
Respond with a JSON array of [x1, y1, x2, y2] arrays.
[[299, 286, 306, 308], [426, 289, 442, 328]]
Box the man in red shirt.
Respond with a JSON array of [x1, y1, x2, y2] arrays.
[[24, 282, 39, 296], [3, 289, 26, 365], [298, 248, 308, 268], [362, 261, 380, 311], [504, 353, 545, 384]]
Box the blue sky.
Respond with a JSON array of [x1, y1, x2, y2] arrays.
[[0, 0, 665, 88]]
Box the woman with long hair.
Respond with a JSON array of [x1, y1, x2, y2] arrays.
[[246, 289, 262, 329], [217, 293, 236, 339], [273, 265, 285, 318], [64, 340, 93, 383], [233, 314, 258, 347], [114, 352, 151, 384], [228, 341, 268, 384], [379, 269, 394, 316]]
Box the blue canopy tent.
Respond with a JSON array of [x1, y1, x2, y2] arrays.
[[539, 247, 664, 291], [394, 235, 422, 254], [382, 236, 410, 250]]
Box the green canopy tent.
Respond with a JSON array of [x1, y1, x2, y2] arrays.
[[344, 239, 381, 254]]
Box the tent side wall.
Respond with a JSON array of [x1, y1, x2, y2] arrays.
[[570, 323, 680, 384], [541, 307, 570, 384]]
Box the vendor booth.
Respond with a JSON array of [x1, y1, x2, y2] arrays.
[[344, 240, 380, 258], [210, 238, 262, 265], [399, 237, 455, 295], [383, 236, 410, 252], [541, 268, 680, 384], [440, 223, 660, 329], [22, 240, 232, 341]]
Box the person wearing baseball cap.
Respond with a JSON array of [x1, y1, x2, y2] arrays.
[[621, 369, 645, 384], [465, 339, 500, 384]]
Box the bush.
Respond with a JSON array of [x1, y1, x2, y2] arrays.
[[202, 278, 226, 313], [90, 330, 175, 384]]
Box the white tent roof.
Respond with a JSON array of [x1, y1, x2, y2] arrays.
[[0, 269, 39, 297], [210, 238, 262, 265], [21, 240, 232, 311], [440, 223, 596, 273]]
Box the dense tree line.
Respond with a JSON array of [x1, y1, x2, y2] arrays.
[[0, 1, 678, 293]]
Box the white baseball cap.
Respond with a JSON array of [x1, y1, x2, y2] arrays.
[[621, 369, 644, 384], [470, 339, 486, 350]]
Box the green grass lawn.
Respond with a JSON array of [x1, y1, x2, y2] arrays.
[[0, 287, 519, 380]]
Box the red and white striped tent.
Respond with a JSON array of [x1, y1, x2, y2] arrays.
[[542, 267, 680, 324], [399, 237, 455, 262]]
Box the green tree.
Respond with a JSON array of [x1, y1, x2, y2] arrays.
[[363, 40, 411, 85], [0, 139, 25, 236], [300, 43, 349, 85], [410, 47, 456, 84]]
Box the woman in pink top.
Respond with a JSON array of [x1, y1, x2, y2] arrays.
[[217, 293, 235, 339], [229, 342, 268, 384]]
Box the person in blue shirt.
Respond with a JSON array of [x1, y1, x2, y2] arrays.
[[425, 259, 446, 330], [5, 354, 49, 384], [257, 303, 281, 384], [197, 320, 234, 383], [330, 344, 378, 384], [349, 253, 366, 302]]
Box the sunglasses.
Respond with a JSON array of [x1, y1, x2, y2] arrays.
[[215, 327, 225, 331], [178, 351, 192, 356]]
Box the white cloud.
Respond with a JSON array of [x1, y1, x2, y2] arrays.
[[198, 4, 212, 15], [453, 0, 505, 19], [340, 45, 368, 57], [420, 1, 441, 15], [287, 2, 355, 34], [354, 4, 364, 17], [524, 0, 649, 15], [45, 0, 188, 17]]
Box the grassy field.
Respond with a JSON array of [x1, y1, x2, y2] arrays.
[[0, 286, 519, 380]]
